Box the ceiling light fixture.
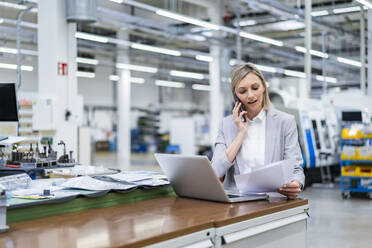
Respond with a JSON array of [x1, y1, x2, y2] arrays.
[[109, 75, 145, 84], [336, 57, 362, 67], [77, 71, 95, 78], [311, 10, 329, 17], [76, 57, 99, 65], [131, 77, 145, 84], [109, 0, 124, 3], [75, 32, 109, 43], [155, 10, 220, 30], [116, 63, 158, 73], [130, 43, 181, 56], [315, 75, 337, 83], [109, 75, 120, 81], [333, 6, 361, 14], [295, 46, 329, 59], [192, 84, 211, 91], [284, 69, 306, 78], [195, 55, 213, 62], [255, 64, 278, 73], [356, 0, 372, 9], [239, 31, 283, 47], [170, 70, 204, 79], [238, 20, 257, 27], [0, 2, 27, 10], [155, 80, 185, 88], [0, 19, 3, 24], [0, 47, 18, 54], [0, 63, 33, 71]]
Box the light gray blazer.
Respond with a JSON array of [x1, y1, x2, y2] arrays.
[[211, 108, 305, 190]]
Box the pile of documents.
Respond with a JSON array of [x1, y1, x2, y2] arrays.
[[4, 171, 169, 202]]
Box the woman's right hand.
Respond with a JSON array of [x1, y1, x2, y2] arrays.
[[233, 102, 248, 134]]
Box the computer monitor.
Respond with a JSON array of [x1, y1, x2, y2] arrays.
[[341, 111, 362, 122], [0, 83, 18, 122]]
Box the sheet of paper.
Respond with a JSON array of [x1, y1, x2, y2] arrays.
[[106, 173, 154, 182], [234, 158, 295, 193], [105, 171, 167, 183], [60, 176, 137, 191]]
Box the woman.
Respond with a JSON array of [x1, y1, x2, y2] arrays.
[[211, 63, 304, 199]]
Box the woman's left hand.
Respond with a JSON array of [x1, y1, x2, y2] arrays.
[[278, 180, 302, 199]]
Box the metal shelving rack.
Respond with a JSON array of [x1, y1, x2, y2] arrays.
[[340, 136, 372, 199]]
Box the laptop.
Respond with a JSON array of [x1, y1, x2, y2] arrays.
[[154, 153, 267, 203]]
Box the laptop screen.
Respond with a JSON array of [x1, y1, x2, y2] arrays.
[[0, 83, 18, 122]]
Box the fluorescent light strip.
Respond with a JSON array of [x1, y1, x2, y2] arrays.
[[333, 6, 361, 14], [229, 59, 237, 66], [255, 64, 278, 73], [109, 0, 124, 3], [77, 71, 95, 78], [356, 0, 372, 9], [195, 55, 213, 62], [311, 10, 329, 17], [295, 46, 329, 59], [240, 31, 283, 47], [116, 63, 158, 73], [238, 20, 257, 27], [170, 70, 204, 79], [131, 77, 145, 84], [0, 19, 3, 24], [284, 70, 306, 78], [75, 32, 109, 43], [315, 75, 337, 84], [336, 57, 362, 67], [109, 75, 145, 84], [109, 75, 120, 81], [76, 57, 99, 65], [0, 2, 27, 10], [155, 80, 185, 88], [156, 10, 220, 30], [0, 63, 33, 71], [131, 43, 181, 56], [192, 84, 211, 91], [0, 47, 18, 54]]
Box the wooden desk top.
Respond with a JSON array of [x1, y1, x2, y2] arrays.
[[0, 197, 308, 248]]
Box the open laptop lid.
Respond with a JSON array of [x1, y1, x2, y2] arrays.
[[154, 153, 231, 202]]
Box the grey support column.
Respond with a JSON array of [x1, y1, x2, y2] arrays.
[[368, 9, 372, 96], [305, 0, 312, 98], [208, 0, 224, 145], [38, 0, 79, 156], [117, 29, 131, 166], [361, 6, 366, 95]]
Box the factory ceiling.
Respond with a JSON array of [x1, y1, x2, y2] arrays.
[[0, 0, 367, 96]]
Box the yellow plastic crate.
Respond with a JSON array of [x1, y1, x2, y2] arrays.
[[341, 147, 359, 160], [361, 133, 372, 138], [358, 146, 372, 160], [357, 166, 372, 177], [342, 128, 362, 139], [342, 166, 359, 177]]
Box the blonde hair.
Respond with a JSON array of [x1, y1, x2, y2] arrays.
[[230, 62, 271, 110]]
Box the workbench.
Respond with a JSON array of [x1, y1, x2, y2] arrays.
[[0, 196, 308, 248]]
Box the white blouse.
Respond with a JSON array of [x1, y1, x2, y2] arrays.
[[236, 109, 266, 174]]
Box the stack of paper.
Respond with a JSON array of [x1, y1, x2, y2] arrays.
[[234, 158, 295, 193]]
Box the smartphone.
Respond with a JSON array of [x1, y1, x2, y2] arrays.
[[233, 94, 246, 122]]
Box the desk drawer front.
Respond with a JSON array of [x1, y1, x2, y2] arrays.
[[221, 213, 308, 248]]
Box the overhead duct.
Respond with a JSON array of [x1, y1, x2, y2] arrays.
[[66, 0, 97, 23]]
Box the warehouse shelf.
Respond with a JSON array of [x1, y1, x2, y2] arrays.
[[340, 129, 372, 199]]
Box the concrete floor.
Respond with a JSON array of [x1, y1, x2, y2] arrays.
[[93, 152, 372, 248]]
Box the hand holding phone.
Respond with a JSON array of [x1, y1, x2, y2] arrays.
[[234, 94, 247, 122]]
